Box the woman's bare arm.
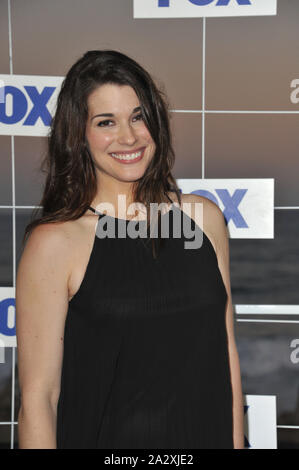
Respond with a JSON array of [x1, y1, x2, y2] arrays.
[[215, 215, 244, 448], [203, 197, 244, 449], [16, 223, 72, 449], [188, 194, 244, 449]]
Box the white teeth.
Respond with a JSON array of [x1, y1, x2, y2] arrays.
[[111, 150, 143, 160]]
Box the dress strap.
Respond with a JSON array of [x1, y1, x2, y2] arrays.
[[89, 195, 173, 214], [88, 205, 97, 213], [164, 192, 174, 204]]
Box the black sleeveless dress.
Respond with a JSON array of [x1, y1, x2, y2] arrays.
[[56, 197, 233, 449]]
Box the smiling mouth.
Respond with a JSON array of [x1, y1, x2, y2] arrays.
[[109, 147, 145, 163]]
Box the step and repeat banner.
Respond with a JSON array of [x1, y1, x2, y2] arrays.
[[1, 0, 298, 450], [134, 0, 277, 18]]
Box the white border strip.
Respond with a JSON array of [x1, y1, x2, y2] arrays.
[[236, 305, 299, 315], [237, 319, 299, 324], [171, 110, 299, 114], [277, 425, 299, 429]]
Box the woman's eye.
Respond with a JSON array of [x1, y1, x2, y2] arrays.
[[97, 120, 113, 127], [133, 114, 143, 122], [97, 114, 143, 127]]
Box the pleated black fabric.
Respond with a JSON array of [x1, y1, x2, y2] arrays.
[[56, 199, 233, 449]]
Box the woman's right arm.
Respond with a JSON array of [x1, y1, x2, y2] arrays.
[[16, 223, 72, 449]]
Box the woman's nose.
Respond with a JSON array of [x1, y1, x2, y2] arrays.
[[117, 123, 137, 146]]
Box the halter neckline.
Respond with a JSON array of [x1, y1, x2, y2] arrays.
[[88, 192, 175, 217]]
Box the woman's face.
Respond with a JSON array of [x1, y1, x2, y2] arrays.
[[85, 83, 156, 185]]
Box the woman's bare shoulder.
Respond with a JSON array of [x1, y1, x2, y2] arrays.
[[23, 220, 73, 258], [19, 212, 96, 278], [18, 212, 99, 302], [178, 193, 226, 256], [23, 211, 96, 253]]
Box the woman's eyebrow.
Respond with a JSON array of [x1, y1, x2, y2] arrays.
[[91, 106, 141, 121]]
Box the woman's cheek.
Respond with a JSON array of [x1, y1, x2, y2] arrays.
[[141, 127, 154, 144], [93, 131, 114, 151]]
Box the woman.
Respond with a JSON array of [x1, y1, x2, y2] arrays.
[[16, 50, 244, 449]]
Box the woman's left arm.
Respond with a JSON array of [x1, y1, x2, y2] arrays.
[[188, 194, 244, 449], [208, 201, 244, 449]]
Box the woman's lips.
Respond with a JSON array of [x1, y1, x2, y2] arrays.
[[109, 147, 146, 164]]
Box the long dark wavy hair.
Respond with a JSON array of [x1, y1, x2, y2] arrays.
[[22, 49, 182, 258]]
